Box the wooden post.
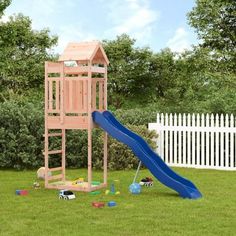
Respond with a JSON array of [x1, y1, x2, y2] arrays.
[[103, 64, 108, 185], [60, 62, 64, 124], [87, 61, 92, 190], [62, 129, 66, 182], [44, 62, 49, 188]]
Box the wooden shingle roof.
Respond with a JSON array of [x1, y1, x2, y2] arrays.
[[58, 41, 109, 64]]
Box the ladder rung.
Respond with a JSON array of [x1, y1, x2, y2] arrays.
[[43, 150, 63, 155], [43, 133, 62, 137], [49, 167, 62, 172], [48, 174, 63, 181], [48, 150, 62, 155]]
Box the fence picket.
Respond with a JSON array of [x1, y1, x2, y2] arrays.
[[169, 114, 173, 164], [187, 114, 191, 166], [196, 114, 200, 166], [220, 114, 224, 167], [182, 114, 186, 165], [210, 114, 215, 166], [178, 114, 182, 164], [230, 114, 234, 168], [165, 114, 169, 164], [174, 114, 177, 164], [156, 113, 161, 155], [225, 114, 229, 167], [206, 114, 210, 167], [160, 113, 164, 159], [215, 114, 219, 168], [201, 114, 205, 166], [192, 114, 196, 166]]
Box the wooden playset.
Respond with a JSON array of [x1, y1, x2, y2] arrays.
[[44, 41, 109, 192]]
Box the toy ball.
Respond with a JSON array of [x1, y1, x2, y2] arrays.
[[129, 183, 141, 194], [37, 167, 52, 180]]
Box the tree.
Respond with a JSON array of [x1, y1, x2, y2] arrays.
[[103, 34, 155, 108], [149, 48, 176, 99], [157, 47, 236, 114], [0, 5, 58, 102], [0, 0, 11, 16], [188, 0, 236, 69]]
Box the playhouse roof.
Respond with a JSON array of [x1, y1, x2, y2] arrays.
[[58, 41, 109, 64]]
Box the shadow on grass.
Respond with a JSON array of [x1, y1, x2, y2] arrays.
[[141, 189, 179, 198]]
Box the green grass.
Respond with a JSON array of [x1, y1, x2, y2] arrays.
[[0, 168, 235, 236]]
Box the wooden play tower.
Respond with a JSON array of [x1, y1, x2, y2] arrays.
[[44, 41, 109, 192]]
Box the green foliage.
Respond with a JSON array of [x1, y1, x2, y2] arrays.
[[154, 47, 236, 114], [0, 12, 58, 102], [0, 101, 44, 169], [0, 101, 157, 170], [106, 125, 157, 170], [0, 0, 10, 16], [112, 107, 158, 125], [103, 34, 155, 108], [188, 0, 236, 69]]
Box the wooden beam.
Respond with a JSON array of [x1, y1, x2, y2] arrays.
[[62, 129, 66, 182], [44, 150, 62, 155], [56, 80, 60, 111], [99, 82, 103, 110], [45, 133, 62, 137], [104, 65, 107, 110], [48, 174, 63, 181], [103, 64, 108, 184], [59, 62, 64, 124], [92, 81, 96, 110], [49, 167, 63, 172], [87, 61, 92, 191], [103, 132, 108, 185], [48, 80, 53, 111], [69, 80, 73, 111], [47, 62, 61, 73], [44, 62, 49, 188]]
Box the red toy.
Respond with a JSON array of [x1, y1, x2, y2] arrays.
[[92, 202, 105, 208], [16, 190, 28, 195]]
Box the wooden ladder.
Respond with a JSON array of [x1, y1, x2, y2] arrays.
[[44, 129, 66, 186]]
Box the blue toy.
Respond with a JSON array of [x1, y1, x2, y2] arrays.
[[129, 183, 141, 194], [107, 201, 117, 207]]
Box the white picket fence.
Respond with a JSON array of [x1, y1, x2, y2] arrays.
[[148, 113, 236, 171]]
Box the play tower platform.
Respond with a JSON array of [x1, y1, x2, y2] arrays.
[[44, 41, 109, 192]]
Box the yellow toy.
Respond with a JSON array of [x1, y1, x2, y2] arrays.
[[72, 178, 84, 185]]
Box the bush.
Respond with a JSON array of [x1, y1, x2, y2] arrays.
[[0, 101, 157, 170], [112, 106, 158, 126], [86, 125, 157, 170], [0, 101, 44, 169]]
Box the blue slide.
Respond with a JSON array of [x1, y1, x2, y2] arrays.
[[92, 111, 202, 199]]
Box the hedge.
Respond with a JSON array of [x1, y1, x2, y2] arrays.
[[0, 101, 157, 170]]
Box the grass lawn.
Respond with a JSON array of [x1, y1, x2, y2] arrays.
[[0, 168, 235, 236]]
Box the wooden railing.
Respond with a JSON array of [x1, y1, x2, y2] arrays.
[[45, 62, 106, 118]]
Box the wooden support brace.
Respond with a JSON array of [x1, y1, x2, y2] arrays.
[[48, 174, 63, 181], [49, 167, 63, 172], [44, 150, 62, 155], [44, 133, 62, 137]]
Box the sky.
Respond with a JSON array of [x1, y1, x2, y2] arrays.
[[2, 0, 199, 54]]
